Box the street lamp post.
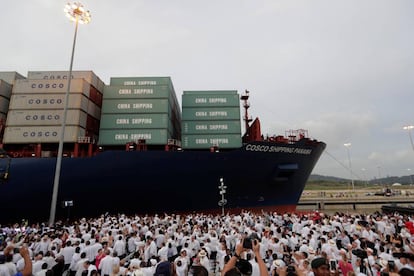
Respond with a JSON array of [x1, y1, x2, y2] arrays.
[[407, 169, 413, 186], [218, 178, 227, 216], [344, 143, 354, 191], [49, 2, 91, 226], [403, 125, 414, 151], [361, 168, 368, 187]]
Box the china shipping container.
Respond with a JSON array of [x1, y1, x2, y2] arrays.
[[109, 76, 173, 87], [98, 128, 171, 146], [182, 134, 242, 149], [100, 113, 169, 129], [103, 85, 171, 99], [182, 120, 241, 135], [101, 98, 170, 114], [182, 90, 239, 107], [181, 107, 240, 121]]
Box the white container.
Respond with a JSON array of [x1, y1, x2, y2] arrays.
[[3, 125, 86, 143], [13, 79, 91, 97], [9, 93, 89, 111], [27, 70, 105, 92], [0, 71, 25, 85], [6, 109, 87, 127]]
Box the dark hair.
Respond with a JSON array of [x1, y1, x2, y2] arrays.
[[189, 265, 209, 276]]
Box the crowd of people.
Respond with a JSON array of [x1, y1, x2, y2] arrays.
[[0, 210, 414, 276]]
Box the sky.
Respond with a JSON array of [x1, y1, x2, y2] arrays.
[[1, 0, 414, 180]]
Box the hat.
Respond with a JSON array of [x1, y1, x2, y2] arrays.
[[154, 261, 171, 276], [273, 259, 286, 268], [132, 269, 144, 276], [311, 257, 329, 269], [308, 247, 315, 255], [150, 259, 158, 266], [198, 250, 207, 257], [328, 240, 336, 246]]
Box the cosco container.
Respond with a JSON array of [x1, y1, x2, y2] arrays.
[[182, 120, 241, 135], [6, 109, 87, 127], [103, 85, 172, 99], [98, 129, 170, 146], [3, 125, 85, 144], [27, 71, 105, 92], [0, 71, 25, 85], [13, 79, 91, 97], [181, 107, 240, 121], [9, 94, 89, 111], [182, 91, 239, 107], [0, 96, 9, 114], [0, 80, 12, 98], [181, 134, 242, 149], [100, 113, 169, 129], [101, 98, 169, 114], [109, 76, 173, 87]]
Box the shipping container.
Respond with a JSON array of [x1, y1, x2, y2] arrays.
[[101, 98, 169, 114], [103, 85, 172, 99], [181, 107, 241, 121], [182, 134, 242, 149], [3, 125, 86, 144], [9, 94, 89, 111], [182, 91, 239, 107], [89, 86, 103, 106], [13, 79, 91, 97], [0, 71, 25, 85], [0, 96, 9, 114], [100, 113, 169, 129], [87, 101, 101, 119], [182, 120, 241, 134], [98, 129, 169, 146], [109, 76, 173, 87], [0, 80, 12, 98], [27, 71, 105, 92], [6, 109, 87, 127]]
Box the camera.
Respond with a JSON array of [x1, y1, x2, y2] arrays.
[[287, 265, 295, 273], [388, 260, 395, 271], [243, 237, 252, 249], [329, 259, 337, 271]]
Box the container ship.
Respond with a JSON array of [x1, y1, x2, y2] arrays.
[[0, 71, 326, 224]]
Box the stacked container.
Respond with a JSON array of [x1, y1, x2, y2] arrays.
[[98, 77, 181, 146], [181, 90, 242, 149], [0, 72, 25, 85], [3, 71, 104, 144]]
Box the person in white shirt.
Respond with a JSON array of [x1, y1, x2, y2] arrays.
[[113, 236, 126, 259], [98, 249, 114, 276], [83, 260, 98, 276]]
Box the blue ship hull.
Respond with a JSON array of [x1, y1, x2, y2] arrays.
[[0, 139, 325, 223]]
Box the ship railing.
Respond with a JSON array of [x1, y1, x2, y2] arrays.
[[78, 136, 94, 144], [285, 129, 308, 143], [167, 139, 181, 147]]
